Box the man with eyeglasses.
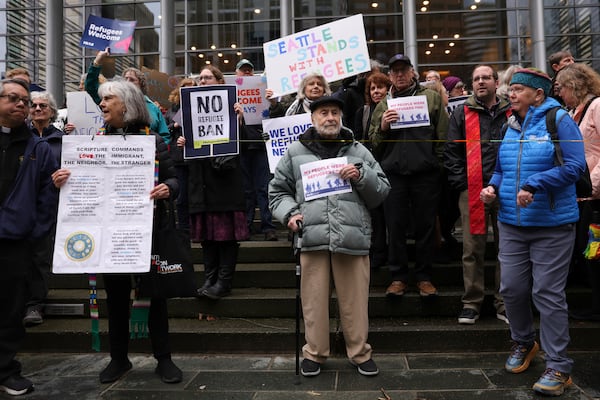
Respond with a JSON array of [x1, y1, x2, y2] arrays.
[[369, 54, 449, 299], [0, 79, 58, 396], [444, 65, 511, 325]]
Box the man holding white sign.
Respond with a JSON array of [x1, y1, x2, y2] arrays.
[[369, 54, 449, 299], [269, 96, 389, 377]]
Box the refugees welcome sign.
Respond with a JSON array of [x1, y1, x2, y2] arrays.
[[263, 14, 370, 97], [80, 15, 137, 54]]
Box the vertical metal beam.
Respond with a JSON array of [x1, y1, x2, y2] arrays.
[[281, 0, 293, 36], [403, 0, 419, 71], [160, 0, 175, 74], [530, 0, 547, 72], [46, 1, 63, 103]]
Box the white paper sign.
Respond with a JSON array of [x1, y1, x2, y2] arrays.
[[388, 95, 431, 129], [53, 135, 156, 274], [262, 113, 312, 173], [300, 157, 352, 201], [66, 91, 104, 135], [263, 14, 371, 97], [224, 75, 269, 125], [189, 87, 232, 147], [446, 95, 469, 115]]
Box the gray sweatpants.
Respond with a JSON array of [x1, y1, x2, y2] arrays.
[[497, 221, 574, 374]]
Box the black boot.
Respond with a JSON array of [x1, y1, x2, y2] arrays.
[[197, 241, 219, 296], [202, 241, 238, 299]]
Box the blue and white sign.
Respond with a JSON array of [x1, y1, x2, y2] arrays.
[[80, 15, 137, 54]]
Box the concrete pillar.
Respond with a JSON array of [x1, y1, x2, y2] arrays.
[[530, 0, 547, 72], [46, 2, 63, 103], [160, 0, 175, 74]]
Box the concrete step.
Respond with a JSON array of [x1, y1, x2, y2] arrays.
[[44, 286, 594, 319], [22, 316, 600, 354]]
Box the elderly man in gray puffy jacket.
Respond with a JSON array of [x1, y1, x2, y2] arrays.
[[269, 96, 390, 378]]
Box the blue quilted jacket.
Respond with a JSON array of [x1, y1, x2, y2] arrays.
[[489, 97, 585, 227]]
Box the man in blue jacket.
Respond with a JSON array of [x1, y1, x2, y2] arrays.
[[0, 78, 58, 396]]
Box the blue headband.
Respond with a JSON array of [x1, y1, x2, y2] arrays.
[[510, 69, 552, 96]]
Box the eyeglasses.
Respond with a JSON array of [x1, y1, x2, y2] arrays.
[[472, 75, 494, 82], [389, 67, 411, 76], [30, 102, 49, 110], [198, 75, 216, 81], [0, 94, 31, 105]]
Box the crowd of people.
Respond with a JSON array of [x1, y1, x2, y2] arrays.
[[1, 47, 598, 397]]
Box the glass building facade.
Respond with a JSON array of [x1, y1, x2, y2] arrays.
[[1, 0, 599, 102]]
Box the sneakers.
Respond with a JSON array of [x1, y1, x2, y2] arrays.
[[353, 359, 379, 376], [385, 281, 407, 297], [0, 374, 34, 396], [99, 358, 133, 383], [23, 307, 43, 327], [505, 341, 539, 373], [155, 358, 183, 383], [532, 368, 572, 396], [300, 359, 321, 377], [458, 308, 479, 324], [496, 310, 510, 324], [417, 280, 438, 297]]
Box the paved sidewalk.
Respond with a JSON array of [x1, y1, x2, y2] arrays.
[[3, 351, 599, 399]]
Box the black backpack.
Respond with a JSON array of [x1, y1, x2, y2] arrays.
[[547, 106, 592, 198]]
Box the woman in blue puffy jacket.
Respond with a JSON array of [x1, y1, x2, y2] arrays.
[[480, 68, 586, 396]]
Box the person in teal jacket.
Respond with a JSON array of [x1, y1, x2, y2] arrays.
[[481, 68, 586, 397], [85, 48, 170, 144]]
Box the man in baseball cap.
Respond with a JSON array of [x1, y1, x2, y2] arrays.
[[368, 53, 449, 300], [235, 59, 254, 73]]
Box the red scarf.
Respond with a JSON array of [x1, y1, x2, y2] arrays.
[[465, 106, 486, 235]]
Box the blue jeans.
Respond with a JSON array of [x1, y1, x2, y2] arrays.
[[240, 148, 275, 233]]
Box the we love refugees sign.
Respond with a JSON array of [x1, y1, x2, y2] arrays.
[[263, 14, 370, 97], [80, 15, 137, 54]]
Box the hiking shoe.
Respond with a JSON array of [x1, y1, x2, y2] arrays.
[[496, 310, 510, 324], [155, 358, 182, 383], [353, 359, 379, 376], [385, 281, 407, 297], [458, 308, 479, 325], [300, 359, 321, 377], [533, 368, 572, 396], [23, 307, 43, 326], [417, 280, 438, 296], [505, 341, 539, 373], [99, 358, 132, 383], [0, 374, 34, 396]]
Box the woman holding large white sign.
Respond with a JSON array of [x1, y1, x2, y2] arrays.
[[52, 80, 182, 385]]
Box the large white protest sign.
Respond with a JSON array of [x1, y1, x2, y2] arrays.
[[224, 75, 269, 125], [180, 85, 239, 159], [66, 92, 104, 135], [262, 113, 312, 173], [53, 135, 155, 274], [300, 157, 352, 201], [263, 14, 370, 97], [388, 95, 431, 129]]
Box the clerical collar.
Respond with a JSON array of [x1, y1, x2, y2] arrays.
[[1, 126, 11, 133]]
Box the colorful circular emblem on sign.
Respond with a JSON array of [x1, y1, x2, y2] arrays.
[[65, 231, 94, 261]]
